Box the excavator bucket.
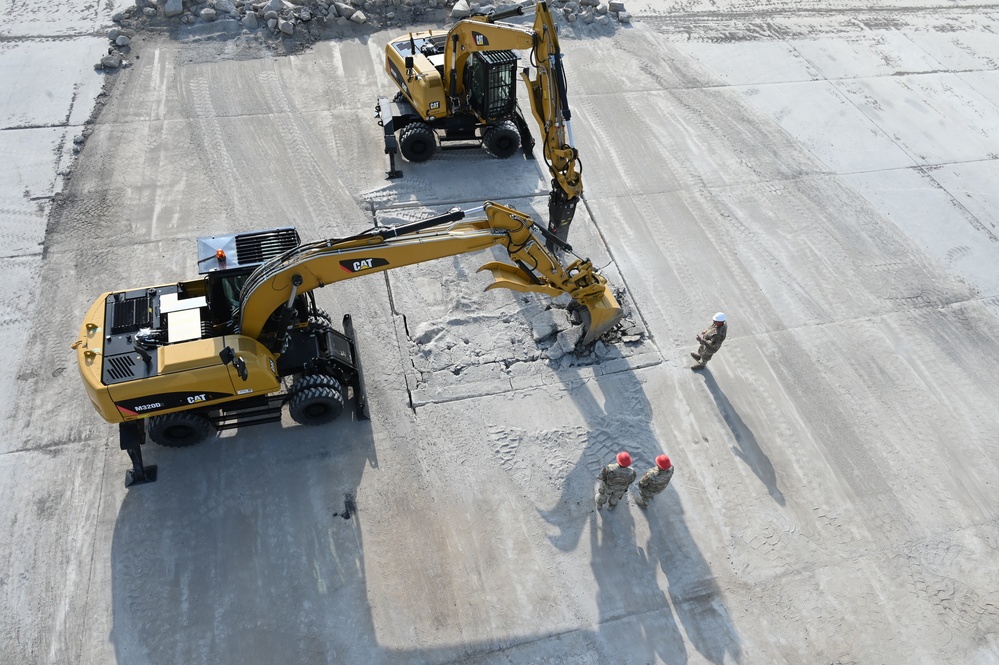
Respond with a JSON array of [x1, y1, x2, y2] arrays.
[[576, 290, 624, 345], [478, 261, 623, 345]]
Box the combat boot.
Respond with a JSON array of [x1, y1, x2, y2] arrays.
[[691, 363, 705, 370], [636, 498, 648, 508], [690, 352, 701, 360]]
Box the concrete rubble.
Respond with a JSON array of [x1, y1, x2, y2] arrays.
[[107, 0, 630, 47]]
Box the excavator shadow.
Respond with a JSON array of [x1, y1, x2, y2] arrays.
[[109, 413, 379, 662]]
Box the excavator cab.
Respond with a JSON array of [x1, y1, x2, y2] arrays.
[[464, 50, 518, 121], [198, 227, 301, 332]]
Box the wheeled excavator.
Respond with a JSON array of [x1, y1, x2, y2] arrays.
[[73, 202, 622, 486], [374, 1, 582, 248]]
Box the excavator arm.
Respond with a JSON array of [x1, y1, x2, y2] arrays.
[[518, 3, 581, 247], [237, 201, 620, 345], [443, 2, 582, 248]]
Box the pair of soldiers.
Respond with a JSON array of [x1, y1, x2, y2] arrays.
[[596, 451, 674, 510]]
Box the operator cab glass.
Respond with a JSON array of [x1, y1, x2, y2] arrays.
[[465, 50, 518, 120]]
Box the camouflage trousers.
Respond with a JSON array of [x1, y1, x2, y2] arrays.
[[695, 344, 716, 365], [596, 485, 628, 508], [636, 486, 661, 507]]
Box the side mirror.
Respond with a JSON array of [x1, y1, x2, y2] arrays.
[[405, 55, 414, 71], [219, 347, 249, 381]]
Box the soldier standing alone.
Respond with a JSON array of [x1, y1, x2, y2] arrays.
[[596, 451, 636, 510], [635, 455, 674, 508], [691, 312, 728, 370]]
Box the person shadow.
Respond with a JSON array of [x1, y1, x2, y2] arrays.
[[588, 510, 689, 664], [699, 369, 785, 506], [641, 490, 743, 665], [537, 359, 743, 664]]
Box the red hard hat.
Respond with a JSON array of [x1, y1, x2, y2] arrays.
[[656, 455, 672, 470], [616, 451, 632, 467]]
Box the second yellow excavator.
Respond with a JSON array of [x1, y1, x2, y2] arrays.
[[375, 1, 582, 248], [73, 201, 622, 486]]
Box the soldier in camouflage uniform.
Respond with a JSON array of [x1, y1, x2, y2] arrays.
[[691, 312, 728, 370], [635, 455, 674, 508], [596, 451, 637, 510]]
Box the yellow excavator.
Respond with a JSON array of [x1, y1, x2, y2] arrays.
[[73, 202, 622, 486], [374, 1, 582, 248]]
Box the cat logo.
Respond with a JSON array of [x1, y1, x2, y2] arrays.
[[340, 257, 390, 273], [429, 101, 440, 110], [474, 32, 488, 46], [187, 393, 208, 404]]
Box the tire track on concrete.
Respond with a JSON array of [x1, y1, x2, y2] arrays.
[[896, 537, 999, 658], [639, 4, 996, 42], [256, 68, 346, 226], [183, 75, 244, 219]]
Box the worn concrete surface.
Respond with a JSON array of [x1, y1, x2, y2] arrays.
[[2, 2, 999, 664]]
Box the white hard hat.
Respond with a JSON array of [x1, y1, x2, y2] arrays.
[[713, 312, 726, 322]]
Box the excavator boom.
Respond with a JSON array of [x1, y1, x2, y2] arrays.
[[238, 201, 620, 343]]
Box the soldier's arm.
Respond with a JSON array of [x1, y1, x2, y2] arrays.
[[704, 328, 723, 352]]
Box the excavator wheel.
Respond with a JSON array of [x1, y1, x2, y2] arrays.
[[289, 374, 345, 426], [482, 120, 521, 159], [399, 122, 437, 163], [147, 411, 213, 448]]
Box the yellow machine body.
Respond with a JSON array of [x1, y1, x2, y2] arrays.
[[75, 288, 280, 425], [73, 202, 621, 484]]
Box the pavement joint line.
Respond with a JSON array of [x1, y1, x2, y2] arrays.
[[695, 296, 999, 346], [371, 193, 545, 214], [42, 233, 210, 253], [1, 436, 107, 456], [638, 4, 996, 22], [0, 251, 43, 260], [580, 192, 663, 358], [0, 123, 87, 132], [0, 33, 109, 43], [410, 354, 664, 408]]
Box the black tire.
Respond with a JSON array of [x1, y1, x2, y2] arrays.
[[289, 374, 344, 425], [147, 411, 213, 448], [482, 120, 520, 159], [399, 123, 436, 163], [392, 91, 406, 103]]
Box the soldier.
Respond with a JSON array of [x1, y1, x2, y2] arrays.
[[691, 312, 728, 370], [596, 451, 637, 510], [635, 455, 674, 508]]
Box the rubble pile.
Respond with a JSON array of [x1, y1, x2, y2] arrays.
[[107, 0, 629, 49]]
